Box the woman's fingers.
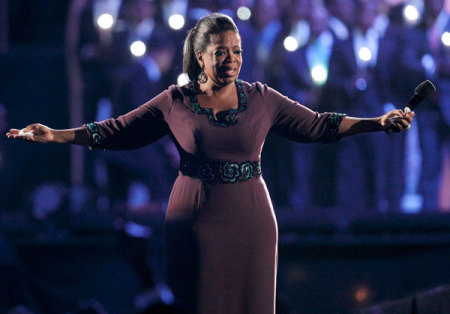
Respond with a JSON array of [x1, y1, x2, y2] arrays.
[[396, 117, 410, 128], [384, 110, 415, 132], [6, 123, 53, 144], [7, 128, 20, 135], [6, 127, 35, 140], [6, 129, 22, 138], [383, 110, 416, 134]]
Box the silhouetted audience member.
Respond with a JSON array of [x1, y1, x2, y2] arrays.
[[80, 0, 163, 121], [277, 1, 334, 209], [99, 28, 179, 205], [309, 0, 356, 207], [326, 0, 403, 212], [281, 0, 313, 54], [230, 0, 258, 83], [399, 0, 449, 211], [78, 0, 178, 206], [249, 0, 283, 84], [324, 0, 355, 41], [241, 0, 293, 207]]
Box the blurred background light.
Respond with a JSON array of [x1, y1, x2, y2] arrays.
[[403, 5, 419, 22], [31, 182, 66, 221], [442, 31, 450, 47], [358, 47, 372, 62], [354, 285, 372, 304], [92, 0, 122, 30], [421, 53, 436, 76], [124, 221, 152, 238], [97, 13, 114, 30], [236, 6, 252, 21], [355, 78, 367, 91], [168, 14, 185, 30], [130, 40, 146, 57], [402, 1, 424, 26], [311, 64, 328, 86], [177, 73, 190, 86], [284, 36, 299, 52]]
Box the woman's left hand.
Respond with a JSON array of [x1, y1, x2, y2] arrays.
[[379, 109, 415, 133]]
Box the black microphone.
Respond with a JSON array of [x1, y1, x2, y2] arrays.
[[404, 80, 436, 112], [386, 80, 436, 134]]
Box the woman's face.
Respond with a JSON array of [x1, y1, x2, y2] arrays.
[[197, 30, 242, 87]]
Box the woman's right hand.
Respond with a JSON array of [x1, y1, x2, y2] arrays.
[[6, 123, 55, 143]]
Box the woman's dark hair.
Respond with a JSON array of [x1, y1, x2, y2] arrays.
[[183, 13, 239, 81]]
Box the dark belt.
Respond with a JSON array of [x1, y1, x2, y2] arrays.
[[180, 158, 261, 184]]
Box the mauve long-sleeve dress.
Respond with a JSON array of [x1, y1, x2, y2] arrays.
[[85, 80, 344, 314]]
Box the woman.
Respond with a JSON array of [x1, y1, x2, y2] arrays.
[[7, 13, 413, 314]]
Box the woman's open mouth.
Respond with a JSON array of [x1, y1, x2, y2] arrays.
[[221, 66, 237, 77]]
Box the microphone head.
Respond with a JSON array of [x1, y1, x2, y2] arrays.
[[414, 80, 436, 99]]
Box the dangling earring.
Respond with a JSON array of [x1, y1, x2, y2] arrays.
[[198, 66, 208, 84]]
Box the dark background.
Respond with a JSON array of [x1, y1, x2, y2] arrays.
[[0, 0, 449, 313]]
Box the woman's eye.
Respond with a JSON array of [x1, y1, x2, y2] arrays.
[[214, 50, 226, 56], [234, 50, 242, 54]]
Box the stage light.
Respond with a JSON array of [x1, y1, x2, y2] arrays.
[[284, 36, 299, 52], [355, 78, 367, 91], [130, 40, 146, 57], [421, 53, 436, 74], [403, 4, 420, 23], [237, 6, 252, 21], [442, 31, 450, 47], [168, 14, 185, 30], [124, 221, 152, 238], [177, 73, 190, 86], [401, 193, 423, 213], [127, 181, 151, 211], [31, 182, 66, 220], [92, 0, 121, 30], [358, 47, 372, 62], [311, 65, 328, 86], [97, 13, 114, 30], [354, 286, 371, 303]]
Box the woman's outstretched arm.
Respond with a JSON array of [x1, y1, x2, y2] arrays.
[[339, 109, 415, 137], [6, 123, 89, 145]]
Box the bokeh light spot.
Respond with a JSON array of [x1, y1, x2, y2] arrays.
[[442, 32, 450, 47], [168, 14, 185, 30], [284, 36, 299, 52], [403, 4, 419, 23], [130, 41, 146, 57], [97, 13, 114, 30], [237, 6, 252, 21], [358, 47, 372, 62], [311, 65, 328, 85]]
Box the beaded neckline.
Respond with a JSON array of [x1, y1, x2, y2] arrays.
[[188, 79, 248, 127]]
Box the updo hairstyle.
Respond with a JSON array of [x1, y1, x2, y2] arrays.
[[182, 13, 239, 82]]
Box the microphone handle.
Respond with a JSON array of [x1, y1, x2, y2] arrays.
[[404, 93, 422, 112], [385, 93, 421, 134], [385, 106, 412, 134]]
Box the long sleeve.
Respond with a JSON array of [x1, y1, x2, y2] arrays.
[[85, 88, 172, 150], [261, 83, 344, 143]]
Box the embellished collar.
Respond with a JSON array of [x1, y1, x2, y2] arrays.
[[188, 79, 248, 127]]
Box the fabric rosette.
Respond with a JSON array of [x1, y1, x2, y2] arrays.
[[219, 162, 241, 183], [197, 163, 216, 182], [240, 162, 254, 180]]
